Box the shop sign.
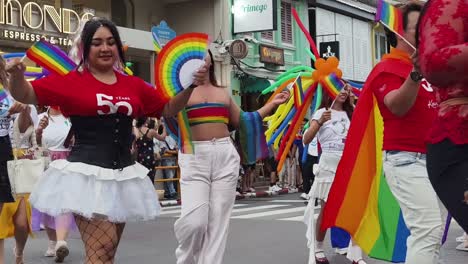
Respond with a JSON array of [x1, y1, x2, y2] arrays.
[[259, 44, 284, 65], [232, 0, 277, 34], [229, 39, 248, 59], [319, 41, 340, 59], [0, 0, 94, 46], [152, 21, 176, 47]]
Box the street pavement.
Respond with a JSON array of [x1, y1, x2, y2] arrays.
[[4, 193, 467, 263]]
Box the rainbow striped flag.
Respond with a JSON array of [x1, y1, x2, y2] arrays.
[[321, 69, 410, 262], [293, 76, 304, 109], [0, 85, 7, 102], [26, 40, 76, 76], [376, 0, 404, 35], [320, 72, 345, 99]]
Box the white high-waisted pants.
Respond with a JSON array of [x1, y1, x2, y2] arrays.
[[174, 137, 240, 264]]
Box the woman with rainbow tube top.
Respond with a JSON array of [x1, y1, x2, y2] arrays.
[[174, 50, 290, 264]]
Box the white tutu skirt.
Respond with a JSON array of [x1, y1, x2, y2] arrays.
[[30, 160, 161, 223], [308, 151, 342, 201]]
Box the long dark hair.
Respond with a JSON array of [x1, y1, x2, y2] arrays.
[[386, 2, 423, 48], [415, 0, 432, 48], [135, 117, 147, 128], [319, 91, 354, 121], [78, 17, 126, 69], [207, 49, 222, 87]]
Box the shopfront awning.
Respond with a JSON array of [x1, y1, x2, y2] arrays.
[[117, 27, 154, 52], [241, 78, 274, 94]]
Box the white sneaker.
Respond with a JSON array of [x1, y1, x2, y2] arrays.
[[455, 242, 468, 252], [44, 241, 56, 257], [456, 234, 467, 243], [269, 185, 282, 192], [288, 186, 298, 193], [300, 193, 309, 200]]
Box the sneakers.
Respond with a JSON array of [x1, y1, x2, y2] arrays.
[[456, 233, 467, 243], [300, 193, 309, 200], [352, 260, 367, 264], [44, 240, 57, 257], [54, 240, 69, 263], [288, 186, 298, 193], [334, 247, 348, 255], [315, 251, 329, 264], [456, 242, 468, 252], [269, 184, 282, 192]]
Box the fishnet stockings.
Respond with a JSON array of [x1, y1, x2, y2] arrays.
[[75, 215, 125, 264]]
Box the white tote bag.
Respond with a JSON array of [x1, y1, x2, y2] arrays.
[[7, 119, 45, 197]]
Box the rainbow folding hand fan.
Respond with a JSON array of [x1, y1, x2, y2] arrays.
[[155, 33, 209, 100]]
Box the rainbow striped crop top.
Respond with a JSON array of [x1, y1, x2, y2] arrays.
[[185, 103, 229, 126]]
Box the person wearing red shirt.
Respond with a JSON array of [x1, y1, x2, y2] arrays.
[[368, 3, 445, 264], [4, 17, 206, 263], [417, 0, 468, 235]]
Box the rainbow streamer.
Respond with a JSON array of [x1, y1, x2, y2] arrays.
[[177, 110, 194, 154], [26, 40, 76, 76], [376, 0, 404, 35], [239, 111, 269, 165], [155, 32, 209, 102], [321, 72, 345, 98]]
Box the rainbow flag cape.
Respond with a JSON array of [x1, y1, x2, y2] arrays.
[[375, 0, 404, 35], [26, 40, 76, 76], [321, 55, 412, 263]]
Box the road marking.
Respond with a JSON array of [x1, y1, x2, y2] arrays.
[[230, 204, 287, 214], [269, 200, 309, 203], [160, 203, 248, 215], [232, 207, 306, 219]]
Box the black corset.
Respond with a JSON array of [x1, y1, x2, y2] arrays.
[[67, 114, 134, 169]]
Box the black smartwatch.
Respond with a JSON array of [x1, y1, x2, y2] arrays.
[[410, 71, 423, 82]]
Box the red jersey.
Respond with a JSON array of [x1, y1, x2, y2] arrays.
[[370, 49, 437, 153], [418, 0, 468, 145], [31, 70, 169, 118]]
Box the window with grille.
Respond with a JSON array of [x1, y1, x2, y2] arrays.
[[261, 31, 274, 41], [281, 1, 293, 44]]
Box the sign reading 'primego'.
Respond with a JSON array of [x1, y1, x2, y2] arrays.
[[232, 0, 277, 34]]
